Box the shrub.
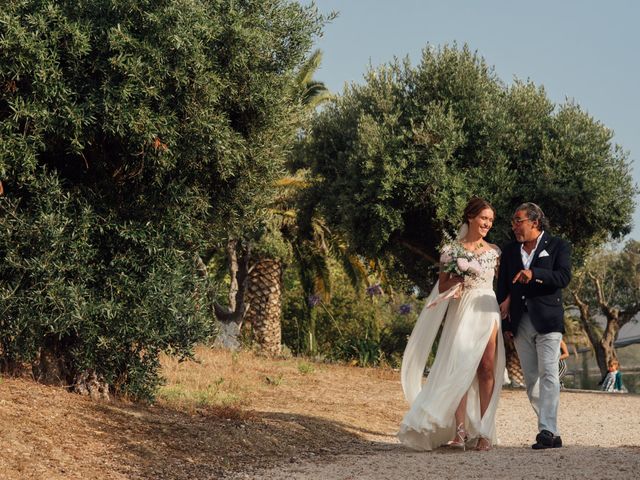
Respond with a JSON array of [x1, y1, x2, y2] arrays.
[[0, 0, 325, 399]]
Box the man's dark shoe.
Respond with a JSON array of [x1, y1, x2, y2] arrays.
[[531, 430, 562, 449]]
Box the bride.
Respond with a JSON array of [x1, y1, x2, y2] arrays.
[[398, 197, 505, 451]]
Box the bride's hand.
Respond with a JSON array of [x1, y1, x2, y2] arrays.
[[448, 274, 464, 298], [448, 274, 463, 289], [438, 272, 464, 293]]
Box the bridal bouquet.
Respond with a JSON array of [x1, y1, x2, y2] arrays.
[[425, 235, 482, 309], [440, 242, 482, 279]]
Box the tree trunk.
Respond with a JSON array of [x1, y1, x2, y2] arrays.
[[594, 289, 639, 377], [32, 336, 75, 386], [213, 319, 243, 351], [306, 307, 318, 355], [0, 346, 24, 375], [31, 336, 110, 399], [244, 258, 283, 356], [73, 370, 111, 401], [199, 240, 251, 350], [598, 312, 619, 377], [577, 273, 639, 378], [571, 288, 609, 377]]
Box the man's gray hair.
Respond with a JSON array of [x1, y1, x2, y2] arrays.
[[515, 202, 550, 230]]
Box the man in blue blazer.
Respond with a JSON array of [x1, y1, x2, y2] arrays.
[[497, 203, 571, 449]]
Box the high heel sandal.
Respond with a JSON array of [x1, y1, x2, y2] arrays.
[[474, 436, 492, 451], [446, 423, 469, 450]]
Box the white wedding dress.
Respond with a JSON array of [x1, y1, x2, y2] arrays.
[[398, 246, 505, 450]]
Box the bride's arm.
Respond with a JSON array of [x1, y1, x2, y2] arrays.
[[437, 243, 463, 293]]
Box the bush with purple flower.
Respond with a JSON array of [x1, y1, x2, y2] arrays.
[[399, 303, 412, 315], [366, 283, 384, 297], [307, 294, 321, 308]]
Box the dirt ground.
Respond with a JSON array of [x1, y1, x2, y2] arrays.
[[1, 348, 639, 479]]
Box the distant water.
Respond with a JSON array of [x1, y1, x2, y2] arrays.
[[563, 371, 639, 393]]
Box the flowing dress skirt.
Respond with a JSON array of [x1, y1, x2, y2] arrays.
[[398, 287, 505, 450]]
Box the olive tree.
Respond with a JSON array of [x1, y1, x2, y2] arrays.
[[569, 240, 640, 377], [0, 0, 325, 399], [301, 44, 636, 290], [300, 44, 636, 383]]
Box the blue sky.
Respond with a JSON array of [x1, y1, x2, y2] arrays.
[[308, 0, 640, 241]]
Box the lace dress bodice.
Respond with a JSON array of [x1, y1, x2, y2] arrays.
[[464, 248, 499, 290], [440, 244, 500, 291]]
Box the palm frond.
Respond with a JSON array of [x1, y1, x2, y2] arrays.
[[295, 49, 323, 87], [295, 49, 333, 109], [310, 216, 330, 255], [293, 241, 332, 302], [302, 84, 333, 109], [341, 253, 369, 293], [311, 254, 332, 302]]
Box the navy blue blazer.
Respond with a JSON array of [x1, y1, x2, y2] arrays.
[[497, 232, 572, 336]]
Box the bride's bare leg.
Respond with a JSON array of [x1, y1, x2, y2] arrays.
[[448, 393, 468, 445], [454, 393, 468, 427], [478, 323, 498, 416], [475, 323, 499, 450]]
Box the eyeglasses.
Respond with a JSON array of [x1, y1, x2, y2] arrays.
[[511, 217, 530, 226]]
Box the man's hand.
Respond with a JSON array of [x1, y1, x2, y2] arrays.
[[499, 296, 511, 320], [512, 269, 533, 285]]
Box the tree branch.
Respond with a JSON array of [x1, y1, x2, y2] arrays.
[[589, 272, 618, 320], [213, 241, 251, 324], [398, 239, 437, 264], [569, 288, 600, 352]]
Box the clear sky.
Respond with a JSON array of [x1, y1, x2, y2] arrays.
[[308, 0, 640, 241]]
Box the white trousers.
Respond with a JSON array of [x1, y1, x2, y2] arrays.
[[513, 313, 562, 435]]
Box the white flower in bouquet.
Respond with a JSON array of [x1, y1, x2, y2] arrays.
[[440, 237, 482, 279], [425, 232, 483, 309]]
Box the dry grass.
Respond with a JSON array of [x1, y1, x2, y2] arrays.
[[0, 347, 402, 480], [158, 346, 403, 443]]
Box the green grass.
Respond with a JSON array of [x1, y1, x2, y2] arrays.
[[264, 373, 284, 386], [157, 377, 244, 408], [297, 361, 315, 375]]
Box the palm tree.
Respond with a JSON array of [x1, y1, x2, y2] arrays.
[[295, 49, 333, 109], [240, 177, 296, 355], [243, 51, 333, 355], [243, 256, 285, 355], [242, 50, 394, 356], [290, 207, 372, 355]]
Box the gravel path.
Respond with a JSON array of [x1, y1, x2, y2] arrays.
[[230, 389, 640, 479]]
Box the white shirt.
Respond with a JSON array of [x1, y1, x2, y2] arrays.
[[520, 231, 544, 269]]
